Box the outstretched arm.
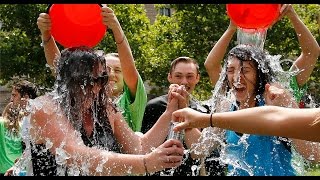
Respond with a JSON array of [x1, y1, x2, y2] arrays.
[[30, 96, 184, 176], [172, 106, 320, 144], [280, 4, 320, 86], [101, 6, 139, 97], [204, 21, 237, 86], [113, 85, 187, 154], [37, 13, 61, 76]]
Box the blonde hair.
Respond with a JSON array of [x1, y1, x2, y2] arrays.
[[2, 102, 22, 136]]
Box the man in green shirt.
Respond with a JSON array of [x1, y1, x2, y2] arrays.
[[104, 53, 147, 132]]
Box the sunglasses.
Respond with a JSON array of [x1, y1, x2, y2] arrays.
[[78, 73, 108, 87], [91, 74, 108, 85]]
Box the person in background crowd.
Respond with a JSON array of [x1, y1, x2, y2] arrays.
[[0, 80, 38, 176]]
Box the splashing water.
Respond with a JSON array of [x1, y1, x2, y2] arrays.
[[193, 29, 315, 175], [237, 28, 267, 50], [11, 82, 133, 176]]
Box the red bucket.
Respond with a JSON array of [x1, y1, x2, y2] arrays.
[[226, 4, 280, 29], [48, 4, 106, 48]]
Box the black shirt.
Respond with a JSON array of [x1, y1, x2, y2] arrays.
[[141, 94, 226, 176], [31, 118, 121, 176]]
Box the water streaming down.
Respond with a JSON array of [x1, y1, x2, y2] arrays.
[[11, 89, 118, 175], [10, 34, 318, 177], [237, 28, 267, 50], [156, 29, 312, 176], [11, 48, 139, 176], [191, 28, 313, 176]]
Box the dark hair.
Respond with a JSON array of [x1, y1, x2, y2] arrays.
[[14, 80, 38, 99], [169, 56, 200, 74], [230, 44, 276, 96], [55, 47, 111, 140], [218, 45, 278, 104]]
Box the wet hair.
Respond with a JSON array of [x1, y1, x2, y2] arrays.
[[219, 44, 278, 103], [13, 80, 38, 99], [169, 56, 200, 74], [55, 46, 112, 139]]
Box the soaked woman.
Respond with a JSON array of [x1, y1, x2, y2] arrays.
[[13, 47, 184, 176], [189, 44, 318, 176]]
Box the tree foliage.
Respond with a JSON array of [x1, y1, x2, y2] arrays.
[[144, 4, 319, 101], [0, 4, 152, 93], [266, 4, 320, 103], [96, 4, 151, 73], [0, 4, 319, 102], [0, 4, 54, 92]]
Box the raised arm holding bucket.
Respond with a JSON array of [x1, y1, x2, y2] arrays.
[[205, 4, 319, 93], [226, 4, 280, 49]]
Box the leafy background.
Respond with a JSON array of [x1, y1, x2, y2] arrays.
[[1, 4, 319, 101], [0, 3, 319, 175]]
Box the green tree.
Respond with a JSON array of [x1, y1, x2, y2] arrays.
[[141, 6, 187, 96], [0, 4, 54, 91], [144, 4, 319, 102], [267, 4, 320, 103], [0, 4, 318, 103], [143, 4, 231, 100], [96, 4, 151, 75], [0, 4, 152, 94]]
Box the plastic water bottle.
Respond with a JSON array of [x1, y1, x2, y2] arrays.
[[167, 122, 184, 142]]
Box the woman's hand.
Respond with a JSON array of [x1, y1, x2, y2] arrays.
[[264, 83, 297, 107], [228, 19, 237, 32], [172, 108, 208, 131], [101, 6, 120, 31], [37, 13, 52, 38], [167, 84, 189, 113], [270, 4, 295, 27], [143, 139, 184, 173]]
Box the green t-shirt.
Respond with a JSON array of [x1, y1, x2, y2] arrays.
[[0, 117, 23, 174], [290, 76, 307, 102], [117, 75, 147, 132]]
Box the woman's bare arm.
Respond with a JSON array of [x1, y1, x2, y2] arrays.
[[30, 96, 184, 175], [204, 21, 237, 86], [172, 106, 320, 143], [37, 13, 61, 76]]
